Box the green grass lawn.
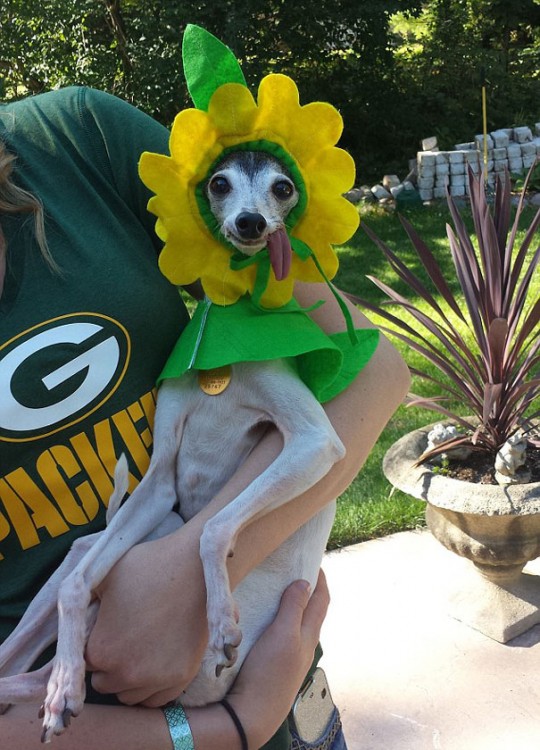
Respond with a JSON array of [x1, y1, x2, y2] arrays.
[[328, 199, 539, 549]]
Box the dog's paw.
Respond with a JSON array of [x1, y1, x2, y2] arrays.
[[208, 611, 242, 677], [40, 662, 85, 743], [40, 705, 76, 744]]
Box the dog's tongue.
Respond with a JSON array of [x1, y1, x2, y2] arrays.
[[267, 228, 292, 282]]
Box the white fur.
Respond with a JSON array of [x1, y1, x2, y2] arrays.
[[0, 154, 345, 741]]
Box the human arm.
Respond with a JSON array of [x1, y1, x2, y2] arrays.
[[86, 282, 411, 705], [0, 574, 328, 750]]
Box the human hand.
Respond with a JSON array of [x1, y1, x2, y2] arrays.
[[85, 528, 208, 708], [225, 570, 330, 749]]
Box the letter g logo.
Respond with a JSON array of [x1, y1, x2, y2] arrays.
[[0, 314, 130, 442]]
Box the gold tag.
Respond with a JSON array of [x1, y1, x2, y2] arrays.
[[198, 365, 232, 395]]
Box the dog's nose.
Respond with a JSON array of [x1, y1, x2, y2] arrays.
[[235, 212, 267, 240]]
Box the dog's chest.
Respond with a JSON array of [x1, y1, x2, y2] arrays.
[[173, 362, 284, 520]]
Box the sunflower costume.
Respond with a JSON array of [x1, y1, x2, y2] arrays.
[[140, 25, 378, 401]]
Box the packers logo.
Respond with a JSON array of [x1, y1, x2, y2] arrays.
[[0, 314, 130, 442]]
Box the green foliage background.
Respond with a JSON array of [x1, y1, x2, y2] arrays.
[[1, 1, 539, 181]]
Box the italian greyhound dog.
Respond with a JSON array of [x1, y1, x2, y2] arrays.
[[0, 150, 346, 741]]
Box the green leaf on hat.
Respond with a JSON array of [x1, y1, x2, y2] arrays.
[[182, 24, 247, 111]]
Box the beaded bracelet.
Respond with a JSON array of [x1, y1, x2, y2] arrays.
[[221, 699, 248, 750], [163, 704, 195, 750]]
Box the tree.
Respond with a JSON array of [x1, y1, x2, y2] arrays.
[[397, 0, 540, 150], [0, 0, 422, 177]]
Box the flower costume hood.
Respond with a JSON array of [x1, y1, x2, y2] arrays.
[[139, 25, 378, 402]]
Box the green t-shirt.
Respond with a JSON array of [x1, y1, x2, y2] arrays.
[[0, 88, 187, 656], [0, 86, 294, 750]]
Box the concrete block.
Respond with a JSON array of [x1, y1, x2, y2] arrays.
[[421, 136, 438, 151], [390, 184, 405, 199], [418, 176, 435, 189], [383, 174, 401, 190], [344, 188, 365, 204], [509, 157, 524, 173], [475, 134, 494, 150], [402, 181, 416, 191], [419, 188, 434, 201], [433, 186, 448, 199], [448, 151, 466, 164], [491, 130, 510, 148], [493, 148, 507, 160], [523, 154, 537, 169], [435, 152, 449, 164], [450, 161, 465, 175], [419, 166, 436, 179], [514, 126, 533, 143], [435, 176, 449, 188], [454, 142, 475, 150], [451, 173, 466, 187], [521, 142, 537, 156], [436, 163, 450, 175], [465, 150, 482, 165], [450, 184, 466, 196], [536, 123, 540, 136], [417, 151, 437, 167], [371, 184, 392, 201], [493, 159, 509, 172], [507, 143, 522, 159]]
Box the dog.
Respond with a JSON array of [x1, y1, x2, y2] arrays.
[[0, 150, 346, 742]]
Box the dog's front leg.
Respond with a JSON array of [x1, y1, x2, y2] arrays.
[[0, 663, 54, 708], [0, 533, 100, 683], [199, 368, 345, 677], [40, 387, 188, 741]]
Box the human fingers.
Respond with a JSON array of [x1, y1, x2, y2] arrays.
[[300, 569, 330, 639], [110, 685, 182, 708], [273, 579, 312, 631]]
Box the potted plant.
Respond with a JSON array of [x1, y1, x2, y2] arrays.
[[349, 164, 540, 643]]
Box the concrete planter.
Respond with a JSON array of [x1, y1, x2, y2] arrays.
[[383, 424, 540, 643]]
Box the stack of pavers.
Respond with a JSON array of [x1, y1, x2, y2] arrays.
[[417, 125, 540, 201]]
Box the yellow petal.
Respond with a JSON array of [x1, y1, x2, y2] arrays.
[[208, 83, 258, 140], [203, 262, 255, 306], [141, 158, 186, 217], [297, 196, 359, 251], [157, 184, 219, 287], [260, 273, 296, 308], [255, 75, 299, 148], [169, 108, 219, 177], [139, 153, 176, 194], [159, 237, 207, 286], [307, 147, 356, 196], [257, 75, 300, 118], [256, 76, 344, 167], [288, 103, 344, 166]]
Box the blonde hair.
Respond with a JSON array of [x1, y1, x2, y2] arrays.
[[0, 139, 56, 268]]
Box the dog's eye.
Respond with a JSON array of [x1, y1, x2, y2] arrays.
[[272, 180, 294, 200], [209, 176, 231, 195]]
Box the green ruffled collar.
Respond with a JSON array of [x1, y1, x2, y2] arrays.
[[159, 295, 378, 404]]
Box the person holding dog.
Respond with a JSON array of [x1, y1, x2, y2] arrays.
[[0, 43, 410, 750]]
